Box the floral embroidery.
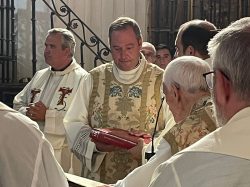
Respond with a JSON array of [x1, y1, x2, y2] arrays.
[[110, 85, 122, 97], [128, 86, 142, 98], [146, 104, 157, 124], [116, 96, 134, 116], [92, 102, 103, 127]]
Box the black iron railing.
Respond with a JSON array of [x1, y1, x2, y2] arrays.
[[31, 0, 111, 74], [0, 0, 17, 83]]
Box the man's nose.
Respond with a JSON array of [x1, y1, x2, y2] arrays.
[[120, 49, 128, 59], [44, 47, 50, 53]]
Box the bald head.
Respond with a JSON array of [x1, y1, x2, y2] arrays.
[[141, 42, 156, 63]]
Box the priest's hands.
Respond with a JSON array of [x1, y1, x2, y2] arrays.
[[128, 138, 144, 160], [26, 101, 47, 121], [95, 141, 122, 152]]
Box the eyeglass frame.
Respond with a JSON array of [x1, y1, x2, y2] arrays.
[[203, 69, 230, 90], [203, 71, 215, 89]]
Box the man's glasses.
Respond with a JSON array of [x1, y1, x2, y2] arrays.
[[203, 71, 215, 89], [203, 70, 230, 89]]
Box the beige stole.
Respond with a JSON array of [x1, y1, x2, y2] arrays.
[[179, 107, 250, 160]]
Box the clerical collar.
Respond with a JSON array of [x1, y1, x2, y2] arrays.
[[113, 58, 146, 84], [51, 60, 72, 71]]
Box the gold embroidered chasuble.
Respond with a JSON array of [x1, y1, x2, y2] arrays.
[[163, 97, 217, 155], [87, 62, 164, 183]]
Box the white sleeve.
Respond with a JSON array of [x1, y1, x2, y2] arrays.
[[63, 74, 107, 172], [114, 139, 172, 187], [35, 139, 69, 187], [13, 81, 31, 115], [64, 74, 93, 148]]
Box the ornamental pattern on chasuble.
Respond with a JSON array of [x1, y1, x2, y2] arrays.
[[163, 98, 217, 155], [87, 63, 164, 183]]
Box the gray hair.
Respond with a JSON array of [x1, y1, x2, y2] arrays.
[[108, 17, 142, 42], [47, 28, 76, 57], [208, 17, 250, 100], [163, 56, 210, 93]]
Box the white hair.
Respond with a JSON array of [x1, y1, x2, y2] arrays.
[[163, 56, 210, 93]]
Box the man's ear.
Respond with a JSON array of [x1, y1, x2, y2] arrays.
[[171, 84, 181, 102], [184, 45, 195, 56], [215, 70, 231, 106]]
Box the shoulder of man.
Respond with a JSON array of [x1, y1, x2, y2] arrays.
[[89, 63, 112, 74], [145, 62, 164, 75]]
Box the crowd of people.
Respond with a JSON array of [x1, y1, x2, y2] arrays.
[[1, 15, 250, 187]]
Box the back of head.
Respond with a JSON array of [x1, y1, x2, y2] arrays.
[[47, 28, 76, 57], [108, 17, 142, 42], [208, 17, 250, 101], [163, 56, 210, 94], [142, 42, 156, 55], [179, 19, 217, 58], [141, 42, 156, 63]]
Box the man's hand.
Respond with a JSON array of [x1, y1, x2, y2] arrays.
[[95, 141, 122, 152], [128, 138, 144, 160], [26, 101, 47, 121]]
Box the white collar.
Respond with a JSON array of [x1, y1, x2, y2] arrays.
[[112, 57, 147, 84]]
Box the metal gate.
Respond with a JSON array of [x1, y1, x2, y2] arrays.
[[148, 0, 250, 50], [0, 0, 17, 83]]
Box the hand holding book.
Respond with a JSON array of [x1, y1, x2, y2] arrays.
[[90, 128, 152, 149]]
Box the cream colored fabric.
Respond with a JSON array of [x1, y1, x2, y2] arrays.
[[64, 57, 174, 183], [150, 152, 250, 187], [114, 96, 216, 187], [88, 61, 164, 131], [180, 106, 250, 159], [163, 97, 216, 155], [13, 59, 88, 174], [149, 107, 250, 187], [0, 102, 68, 187]]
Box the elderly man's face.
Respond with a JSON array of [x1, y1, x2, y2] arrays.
[[44, 33, 70, 70]]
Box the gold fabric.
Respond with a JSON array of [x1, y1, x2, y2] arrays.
[[87, 62, 164, 183], [164, 97, 216, 155]]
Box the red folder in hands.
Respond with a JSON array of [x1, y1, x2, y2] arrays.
[[90, 128, 152, 149]]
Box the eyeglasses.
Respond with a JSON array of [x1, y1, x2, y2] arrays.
[[203, 70, 230, 89], [203, 71, 215, 89]]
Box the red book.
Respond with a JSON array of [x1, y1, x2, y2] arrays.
[[90, 128, 152, 149]]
